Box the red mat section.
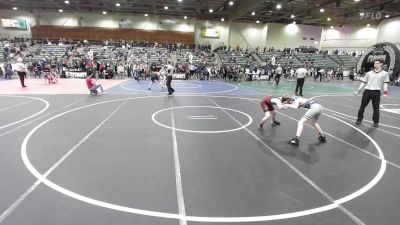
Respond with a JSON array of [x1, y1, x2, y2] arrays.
[[0, 78, 126, 94]]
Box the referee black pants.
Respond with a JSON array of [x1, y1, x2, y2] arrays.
[[166, 76, 174, 94], [295, 78, 305, 96], [357, 90, 381, 123], [17, 71, 26, 87], [275, 74, 281, 85]]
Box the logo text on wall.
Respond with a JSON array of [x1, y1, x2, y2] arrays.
[[360, 12, 382, 20]]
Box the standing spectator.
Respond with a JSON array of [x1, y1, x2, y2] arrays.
[[275, 64, 283, 86], [4, 62, 13, 79], [354, 59, 389, 128], [15, 57, 28, 87], [295, 65, 307, 96]]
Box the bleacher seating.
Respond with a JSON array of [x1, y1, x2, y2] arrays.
[[295, 53, 339, 68], [176, 49, 215, 65], [258, 52, 302, 67], [218, 50, 255, 66]]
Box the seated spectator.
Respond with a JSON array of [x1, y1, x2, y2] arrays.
[[86, 73, 105, 95]]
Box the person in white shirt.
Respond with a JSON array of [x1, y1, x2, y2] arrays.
[[15, 57, 28, 88], [295, 65, 308, 96], [354, 59, 389, 127], [275, 64, 283, 85]]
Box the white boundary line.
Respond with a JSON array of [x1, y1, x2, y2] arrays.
[[0, 100, 34, 112], [152, 106, 252, 134], [168, 101, 187, 225], [317, 98, 400, 122], [208, 97, 366, 225], [246, 98, 400, 170], [0, 101, 127, 224], [0, 97, 86, 137], [120, 81, 238, 95], [0, 95, 49, 130], [16, 95, 386, 222], [311, 95, 400, 131]]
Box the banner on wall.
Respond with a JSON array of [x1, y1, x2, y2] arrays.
[[1, 19, 27, 30], [357, 42, 400, 76], [201, 28, 220, 38]]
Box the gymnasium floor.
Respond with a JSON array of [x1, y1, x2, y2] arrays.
[[0, 78, 399, 225]]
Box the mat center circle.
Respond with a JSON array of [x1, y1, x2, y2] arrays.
[[152, 106, 253, 133]]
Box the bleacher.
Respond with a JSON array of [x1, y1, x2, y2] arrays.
[[295, 53, 339, 68], [336, 55, 360, 69], [176, 49, 215, 65], [218, 50, 256, 66], [258, 51, 302, 67]]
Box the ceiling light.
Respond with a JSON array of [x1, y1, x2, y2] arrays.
[[251, 11, 255, 16], [292, 21, 296, 24], [144, 13, 149, 17], [330, 26, 333, 28], [385, 15, 389, 18], [184, 16, 187, 19], [164, 6, 168, 9], [290, 14, 295, 18], [354, 0, 360, 2], [276, 4, 282, 9], [367, 24, 370, 27], [256, 20, 260, 23], [103, 11, 107, 14], [320, 8, 324, 12], [209, 9, 213, 13], [360, 12, 364, 16], [116, 3, 120, 7], [12, 7, 17, 10], [65, 0, 69, 4], [178, 0, 183, 2], [59, 9, 63, 12], [221, 18, 225, 21], [327, 17, 331, 21], [229, 1, 234, 6]]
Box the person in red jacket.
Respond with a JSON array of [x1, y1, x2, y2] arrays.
[[86, 74, 105, 95]]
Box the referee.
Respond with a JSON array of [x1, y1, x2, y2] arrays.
[[354, 59, 389, 128], [166, 63, 175, 95], [295, 64, 307, 96]]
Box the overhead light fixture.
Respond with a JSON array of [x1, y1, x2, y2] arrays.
[[209, 9, 213, 13], [221, 18, 225, 21], [184, 16, 187, 19], [276, 4, 282, 9], [178, 0, 183, 2], [360, 12, 364, 16], [330, 26, 333, 28], [320, 8, 324, 12], [292, 21, 296, 24], [256, 20, 260, 23], [367, 23, 370, 27], [116, 3, 120, 7], [12, 7, 18, 10], [354, 0, 360, 2], [59, 9, 63, 12], [65, 0, 69, 4], [144, 13, 149, 17], [103, 11, 107, 14], [164, 6, 168, 9], [251, 11, 255, 16], [385, 15, 389, 18], [229, 1, 234, 6], [327, 17, 331, 21], [290, 14, 295, 18]]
